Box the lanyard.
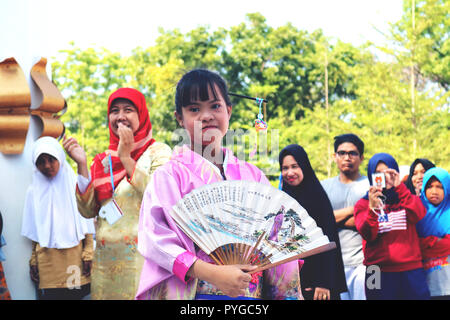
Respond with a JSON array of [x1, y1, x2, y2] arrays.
[[108, 154, 115, 196]]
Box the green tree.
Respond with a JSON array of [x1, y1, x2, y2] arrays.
[[391, 0, 450, 90], [52, 45, 130, 166], [383, 0, 450, 166], [51, 8, 449, 179]]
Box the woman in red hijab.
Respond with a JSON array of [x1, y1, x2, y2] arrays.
[[64, 88, 171, 299]]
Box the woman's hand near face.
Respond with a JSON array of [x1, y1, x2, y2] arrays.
[[117, 123, 134, 158], [384, 168, 400, 189], [117, 123, 136, 178]]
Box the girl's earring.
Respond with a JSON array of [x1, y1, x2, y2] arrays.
[[175, 111, 183, 127]]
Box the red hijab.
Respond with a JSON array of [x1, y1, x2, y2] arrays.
[[90, 88, 155, 204]]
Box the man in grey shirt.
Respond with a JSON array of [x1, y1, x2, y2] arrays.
[[321, 134, 369, 300]]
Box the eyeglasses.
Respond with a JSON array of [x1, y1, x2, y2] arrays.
[[336, 150, 360, 158]]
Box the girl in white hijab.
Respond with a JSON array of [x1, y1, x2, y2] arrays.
[[22, 136, 95, 300]]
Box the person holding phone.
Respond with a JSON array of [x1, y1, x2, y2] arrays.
[[353, 153, 430, 300]]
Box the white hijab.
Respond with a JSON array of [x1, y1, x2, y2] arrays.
[[21, 137, 95, 249]]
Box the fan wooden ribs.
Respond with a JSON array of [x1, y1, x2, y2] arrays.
[[170, 181, 337, 274], [210, 241, 336, 274]]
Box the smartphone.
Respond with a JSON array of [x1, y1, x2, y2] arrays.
[[372, 172, 386, 188]]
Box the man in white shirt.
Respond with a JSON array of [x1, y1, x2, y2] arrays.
[[321, 134, 369, 300]]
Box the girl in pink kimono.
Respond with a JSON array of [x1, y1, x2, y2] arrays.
[[136, 69, 302, 300]]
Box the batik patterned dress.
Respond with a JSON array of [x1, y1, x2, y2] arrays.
[[136, 145, 302, 300], [76, 142, 171, 299]]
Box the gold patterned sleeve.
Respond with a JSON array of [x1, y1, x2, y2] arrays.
[[127, 142, 172, 195], [76, 183, 99, 219], [81, 233, 94, 261], [29, 241, 38, 266]]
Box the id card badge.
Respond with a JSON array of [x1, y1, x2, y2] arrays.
[[99, 154, 123, 225], [99, 198, 123, 225], [372, 173, 386, 188]]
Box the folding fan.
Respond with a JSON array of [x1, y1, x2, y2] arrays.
[[169, 180, 336, 273]]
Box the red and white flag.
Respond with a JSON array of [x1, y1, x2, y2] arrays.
[[378, 209, 407, 233]]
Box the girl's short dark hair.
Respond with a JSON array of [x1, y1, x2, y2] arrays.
[[175, 69, 232, 115]]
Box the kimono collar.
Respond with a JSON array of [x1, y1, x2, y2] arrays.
[[172, 145, 230, 180]]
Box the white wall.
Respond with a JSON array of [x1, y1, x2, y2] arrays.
[[0, 0, 51, 300]]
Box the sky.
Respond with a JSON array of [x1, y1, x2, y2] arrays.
[[1, 0, 405, 60]]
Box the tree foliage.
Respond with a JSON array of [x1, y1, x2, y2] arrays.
[[52, 3, 449, 181]]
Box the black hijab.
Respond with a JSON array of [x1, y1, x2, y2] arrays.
[[405, 158, 435, 195], [279, 144, 347, 295]]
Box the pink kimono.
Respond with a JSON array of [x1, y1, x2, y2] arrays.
[[136, 145, 302, 300]]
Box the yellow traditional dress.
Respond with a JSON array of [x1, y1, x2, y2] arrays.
[[77, 141, 171, 299], [29, 235, 94, 289]]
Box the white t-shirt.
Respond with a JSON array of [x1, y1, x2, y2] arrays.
[[321, 175, 369, 267]]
